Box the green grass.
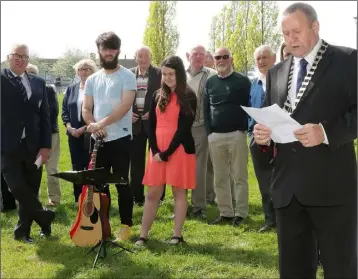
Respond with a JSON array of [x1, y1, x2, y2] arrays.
[[1, 94, 324, 279]]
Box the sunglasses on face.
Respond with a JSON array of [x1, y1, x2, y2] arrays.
[[214, 55, 230, 61]]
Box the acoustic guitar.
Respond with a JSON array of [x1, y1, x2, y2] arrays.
[[69, 136, 111, 247]]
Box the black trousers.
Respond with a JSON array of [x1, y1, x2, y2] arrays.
[[276, 196, 357, 279], [68, 135, 91, 202], [1, 173, 16, 210], [130, 130, 165, 204], [1, 140, 54, 237], [94, 136, 134, 227], [249, 139, 275, 226]]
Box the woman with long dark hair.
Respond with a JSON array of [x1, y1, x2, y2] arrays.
[[135, 55, 197, 246]]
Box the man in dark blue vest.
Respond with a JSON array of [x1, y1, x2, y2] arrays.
[[248, 45, 276, 233]]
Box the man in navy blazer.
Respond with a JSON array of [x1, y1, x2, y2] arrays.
[[1, 43, 55, 244]]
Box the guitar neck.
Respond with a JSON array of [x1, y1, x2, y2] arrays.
[[87, 139, 100, 202]]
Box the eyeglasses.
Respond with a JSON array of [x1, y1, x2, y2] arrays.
[[10, 53, 29, 61], [214, 55, 230, 61], [78, 68, 92, 72]]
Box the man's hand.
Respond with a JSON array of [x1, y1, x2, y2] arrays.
[[294, 124, 324, 147], [94, 129, 107, 139], [87, 122, 102, 133], [141, 112, 149, 120], [132, 112, 139, 123], [253, 124, 272, 145], [153, 153, 163, 162], [37, 148, 51, 164]]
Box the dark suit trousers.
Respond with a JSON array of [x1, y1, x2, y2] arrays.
[[1, 140, 52, 237], [249, 138, 275, 226], [95, 136, 133, 226], [1, 173, 16, 210], [277, 196, 357, 279], [68, 135, 91, 202], [130, 129, 165, 203]]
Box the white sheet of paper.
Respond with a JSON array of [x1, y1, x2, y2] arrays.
[[241, 104, 302, 143], [34, 155, 42, 169]]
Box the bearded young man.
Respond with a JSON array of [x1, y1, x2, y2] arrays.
[[82, 32, 137, 241]]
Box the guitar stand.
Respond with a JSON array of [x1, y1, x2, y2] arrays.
[[85, 184, 134, 268]]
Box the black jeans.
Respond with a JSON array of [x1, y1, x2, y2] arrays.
[[93, 136, 133, 227], [68, 135, 91, 202], [130, 129, 165, 203]]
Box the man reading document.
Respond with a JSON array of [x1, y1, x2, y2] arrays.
[[253, 3, 357, 279]]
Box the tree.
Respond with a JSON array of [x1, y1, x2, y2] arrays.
[[29, 52, 51, 76], [209, 1, 281, 74], [51, 48, 88, 79], [208, 16, 218, 52], [143, 1, 180, 66]]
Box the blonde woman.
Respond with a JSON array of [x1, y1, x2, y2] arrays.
[[61, 59, 97, 204]]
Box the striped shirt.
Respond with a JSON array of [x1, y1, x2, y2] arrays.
[[135, 70, 149, 113]]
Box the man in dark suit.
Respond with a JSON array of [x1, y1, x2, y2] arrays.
[[1, 44, 55, 244], [254, 3, 357, 278], [130, 46, 162, 206]]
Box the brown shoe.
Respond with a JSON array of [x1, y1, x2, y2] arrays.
[[47, 200, 59, 206]]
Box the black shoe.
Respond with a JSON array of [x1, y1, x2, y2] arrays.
[[232, 216, 244, 227], [210, 216, 234, 225], [40, 210, 55, 238], [134, 201, 144, 207], [189, 209, 207, 220], [14, 235, 34, 244], [258, 223, 276, 233], [1, 203, 17, 212]]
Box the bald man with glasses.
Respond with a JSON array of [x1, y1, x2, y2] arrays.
[[203, 47, 251, 227]]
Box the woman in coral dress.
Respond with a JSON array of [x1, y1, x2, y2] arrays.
[[135, 55, 197, 246]]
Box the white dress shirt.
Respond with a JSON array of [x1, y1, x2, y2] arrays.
[[258, 74, 266, 93], [289, 39, 322, 109], [288, 39, 328, 144], [10, 70, 32, 138], [77, 87, 85, 121]]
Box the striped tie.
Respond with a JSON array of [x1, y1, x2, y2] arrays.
[[14, 76, 28, 102], [296, 59, 308, 95]]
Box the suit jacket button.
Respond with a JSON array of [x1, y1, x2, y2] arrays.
[[292, 148, 296, 153]]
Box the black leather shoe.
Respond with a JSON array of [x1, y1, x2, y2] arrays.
[[232, 216, 244, 227], [210, 216, 234, 225], [258, 223, 276, 233], [40, 210, 55, 238], [14, 235, 34, 244]]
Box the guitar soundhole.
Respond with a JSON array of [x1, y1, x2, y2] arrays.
[[90, 208, 99, 224], [83, 201, 94, 217]]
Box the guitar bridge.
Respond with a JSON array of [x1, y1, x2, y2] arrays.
[[80, 226, 94, 231]]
